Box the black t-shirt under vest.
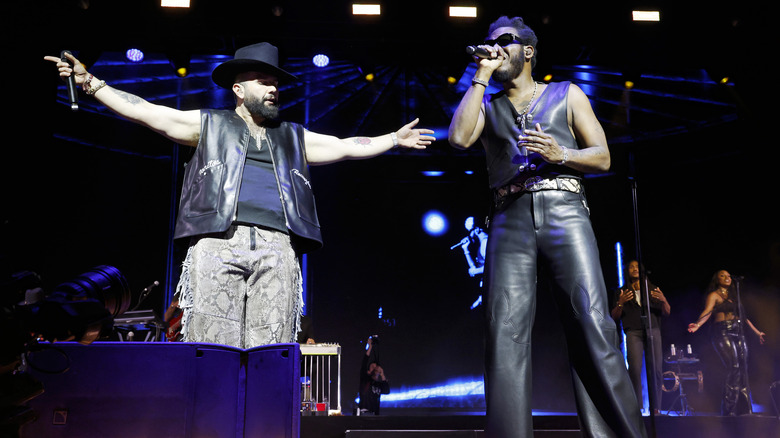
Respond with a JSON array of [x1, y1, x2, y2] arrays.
[[235, 135, 286, 233]]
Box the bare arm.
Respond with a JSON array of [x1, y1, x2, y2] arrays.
[[688, 293, 718, 333], [566, 84, 611, 172], [745, 319, 766, 344], [523, 84, 610, 173], [448, 53, 504, 150], [304, 118, 434, 165], [45, 52, 201, 147], [447, 78, 488, 149]]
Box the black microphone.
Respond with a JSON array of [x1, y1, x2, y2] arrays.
[[60, 50, 79, 111], [466, 45, 492, 59], [732, 275, 745, 281]]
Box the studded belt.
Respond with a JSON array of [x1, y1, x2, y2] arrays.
[[494, 176, 582, 206]]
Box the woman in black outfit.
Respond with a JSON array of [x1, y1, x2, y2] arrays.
[[688, 270, 766, 415]]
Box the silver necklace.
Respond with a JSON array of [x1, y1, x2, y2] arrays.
[[515, 81, 538, 131], [515, 82, 538, 171]]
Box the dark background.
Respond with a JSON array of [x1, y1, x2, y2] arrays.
[[3, 0, 778, 415]]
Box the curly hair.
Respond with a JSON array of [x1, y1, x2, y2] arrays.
[[487, 16, 538, 70]]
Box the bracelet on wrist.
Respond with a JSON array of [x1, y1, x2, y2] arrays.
[[86, 78, 107, 95], [471, 77, 489, 87], [82, 74, 94, 92], [390, 132, 398, 147], [559, 146, 568, 165]]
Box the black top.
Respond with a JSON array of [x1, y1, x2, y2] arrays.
[[612, 281, 665, 332], [235, 135, 286, 233], [713, 296, 737, 314]]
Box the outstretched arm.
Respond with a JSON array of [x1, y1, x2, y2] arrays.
[[688, 293, 718, 333], [45, 52, 201, 147], [745, 319, 766, 344], [304, 118, 434, 165]]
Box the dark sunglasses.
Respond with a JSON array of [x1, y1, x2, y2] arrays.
[[484, 33, 524, 47]]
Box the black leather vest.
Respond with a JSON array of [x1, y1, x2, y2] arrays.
[[173, 109, 323, 253], [481, 81, 582, 188]]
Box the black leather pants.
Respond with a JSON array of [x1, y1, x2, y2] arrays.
[[483, 189, 646, 438], [711, 320, 753, 415]]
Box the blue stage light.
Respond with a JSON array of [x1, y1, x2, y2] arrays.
[[312, 54, 330, 67], [615, 241, 624, 288], [126, 48, 144, 63], [422, 210, 448, 236]]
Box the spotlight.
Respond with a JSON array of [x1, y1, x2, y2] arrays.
[[632, 10, 660, 22], [312, 54, 330, 68], [622, 68, 640, 89], [449, 6, 477, 18], [168, 53, 191, 77], [352, 4, 381, 15], [161, 0, 190, 7], [422, 210, 448, 236], [705, 68, 733, 85], [126, 48, 144, 63]]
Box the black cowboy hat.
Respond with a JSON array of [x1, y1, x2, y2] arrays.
[[211, 42, 298, 89]]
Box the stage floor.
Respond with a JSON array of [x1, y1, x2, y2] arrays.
[[301, 413, 779, 438]]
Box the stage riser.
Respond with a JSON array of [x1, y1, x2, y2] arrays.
[[303, 415, 780, 438], [345, 432, 579, 438]]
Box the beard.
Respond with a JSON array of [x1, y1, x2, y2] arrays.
[[492, 53, 524, 84], [245, 93, 280, 120]]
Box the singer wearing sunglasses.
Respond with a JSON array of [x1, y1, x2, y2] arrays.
[[449, 16, 647, 438]]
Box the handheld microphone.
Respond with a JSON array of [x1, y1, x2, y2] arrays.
[[466, 46, 492, 59], [60, 50, 79, 111]]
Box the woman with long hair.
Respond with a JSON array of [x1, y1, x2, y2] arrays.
[[688, 270, 766, 415]]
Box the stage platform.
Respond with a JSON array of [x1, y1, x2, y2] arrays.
[[301, 413, 779, 438], [12, 342, 779, 438]]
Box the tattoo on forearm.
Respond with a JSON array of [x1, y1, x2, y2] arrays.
[[353, 137, 373, 147], [113, 89, 146, 106]]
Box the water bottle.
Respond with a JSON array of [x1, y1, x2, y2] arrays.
[[687, 344, 693, 355], [670, 344, 676, 357]]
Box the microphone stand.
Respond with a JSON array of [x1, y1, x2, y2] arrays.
[[733, 277, 754, 414], [630, 176, 658, 436]]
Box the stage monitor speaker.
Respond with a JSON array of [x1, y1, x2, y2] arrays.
[[18, 342, 300, 438], [245, 344, 301, 438]]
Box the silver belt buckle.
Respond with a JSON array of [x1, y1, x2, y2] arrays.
[[523, 176, 544, 192]]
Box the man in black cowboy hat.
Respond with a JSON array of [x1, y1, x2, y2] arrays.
[[45, 42, 435, 349]]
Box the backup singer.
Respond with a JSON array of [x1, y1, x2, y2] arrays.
[[688, 269, 766, 415], [611, 260, 671, 414], [448, 15, 646, 438]]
